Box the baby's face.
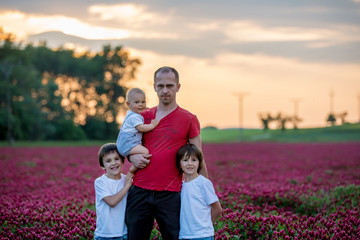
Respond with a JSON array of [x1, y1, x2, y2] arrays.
[[127, 93, 146, 114]]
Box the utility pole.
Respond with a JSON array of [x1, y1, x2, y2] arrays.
[[233, 92, 249, 141], [358, 93, 360, 123], [290, 98, 301, 129], [327, 89, 337, 126], [290, 98, 301, 118], [329, 89, 334, 114]]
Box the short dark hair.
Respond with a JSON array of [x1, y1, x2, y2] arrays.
[[176, 143, 203, 174], [154, 66, 179, 83], [98, 143, 124, 167]]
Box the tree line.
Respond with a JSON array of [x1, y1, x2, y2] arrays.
[[258, 111, 349, 131], [0, 30, 141, 144]]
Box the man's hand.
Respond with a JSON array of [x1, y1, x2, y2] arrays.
[[129, 154, 151, 169]]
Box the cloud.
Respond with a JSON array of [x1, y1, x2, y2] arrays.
[[88, 3, 158, 24], [1, 1, 359, 63], [220, 20, 360, 48], [87, 3, 178, 39], [1, 1, 360, 128], [224, 21, 328, 42], [0, 10, 130, 40]]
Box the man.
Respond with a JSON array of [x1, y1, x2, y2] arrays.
[[125, 66, 208, 240]]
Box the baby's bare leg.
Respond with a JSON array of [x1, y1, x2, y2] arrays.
[[130, 144, 150, 155], [129, 145, 150, 174]]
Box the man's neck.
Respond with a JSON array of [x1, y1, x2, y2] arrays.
[[156, 102, 178, 120]]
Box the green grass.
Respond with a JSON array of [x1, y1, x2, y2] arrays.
[[201, 123, 360, 143], [1, 123, 359, 147]]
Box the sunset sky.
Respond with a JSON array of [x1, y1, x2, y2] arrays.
[[1, 0, 360, 129]]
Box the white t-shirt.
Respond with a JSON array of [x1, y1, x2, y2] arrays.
[[94, 174, 128, 238], [179, 175, 219, 239], [117, 110, 144, 156]]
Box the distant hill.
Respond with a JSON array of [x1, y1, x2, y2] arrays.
[[201, 123, 360, 143], [27, 31, 210, 58], [28, 31, 130, 52]]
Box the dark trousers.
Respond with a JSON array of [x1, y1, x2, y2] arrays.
[[125, 186, 180, 240]]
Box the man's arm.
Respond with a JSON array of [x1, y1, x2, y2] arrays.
[[189, 135, 208, 178]]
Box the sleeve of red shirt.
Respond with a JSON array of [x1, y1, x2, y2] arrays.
[[188, 114, 201, 139]]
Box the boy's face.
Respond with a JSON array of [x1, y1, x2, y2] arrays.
[[102, 151, 123, 180], [127, 93, 146, 114]]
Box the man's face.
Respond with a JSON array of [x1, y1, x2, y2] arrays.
[[154, 71, 180, 105]]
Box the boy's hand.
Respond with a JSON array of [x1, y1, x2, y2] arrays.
[[129, 154, 151, 169], [151, 119, 159, 127], [125, 172, 133, 188], [129, 165, 138, 174]]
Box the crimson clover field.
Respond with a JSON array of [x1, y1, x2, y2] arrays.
[[1, 142, 360, 239]]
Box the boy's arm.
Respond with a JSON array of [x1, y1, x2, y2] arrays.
[[102, 173, 133, 208], [210, 201, 222, 223], [189, 135, 208, 178], [135, 119, 159, 132]]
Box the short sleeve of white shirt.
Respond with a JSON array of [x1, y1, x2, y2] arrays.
[[122, 111, 144, 132], [202, 177, 219, 205], [95, 177, 113, 200]]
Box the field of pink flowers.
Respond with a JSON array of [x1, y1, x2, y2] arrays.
[[1, 142, 359, 239]]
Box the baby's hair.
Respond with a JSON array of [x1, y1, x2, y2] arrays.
[[126, 88, 145, 102], [176, 143, 203, 174], [98, 143, 125, 167]]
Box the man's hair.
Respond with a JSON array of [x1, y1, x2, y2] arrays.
[[126, 87, 145, 102], [98, 143, 125, 167], [154, 66, 179, 83], [176, 143, 203, 174]]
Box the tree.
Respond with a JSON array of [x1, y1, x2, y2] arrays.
[[0, 31, 141, 141], [0, 31, 28, 143], [274, 113, 292, 132], [337, 111, 348, 125], [47, 45, 141, 139], [0, 60, 16, 145], [259, 113, 274, 131], [326, 113, 336, 126]]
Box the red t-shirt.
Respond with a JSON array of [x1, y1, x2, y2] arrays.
[[133, 106, 200, 191]]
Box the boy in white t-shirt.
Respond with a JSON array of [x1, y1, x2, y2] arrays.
[[94, 143, 133, 240], [176, 144, 222, 240]]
